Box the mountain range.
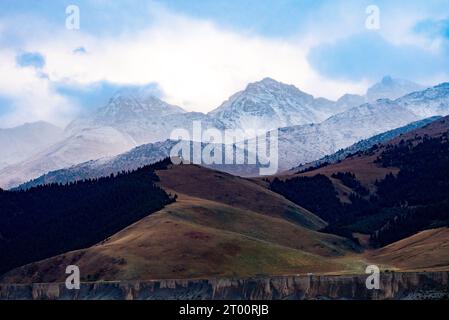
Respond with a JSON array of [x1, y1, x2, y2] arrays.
[[259, 84, 449, 171], [294, 116, 441, 172], [0, 76, 442, 189]]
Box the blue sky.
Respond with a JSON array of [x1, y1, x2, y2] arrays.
[[0, 0, 448, 127], [0, 0, 335, 37]]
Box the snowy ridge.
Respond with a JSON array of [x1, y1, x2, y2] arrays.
[[1, 77, 448, 188]]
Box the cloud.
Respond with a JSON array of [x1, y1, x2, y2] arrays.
[[308, 32, 449, 83], [0, 50, 78, 127], [55, 81, 162, 111], [73, 47, 87, 55], [414, 18, 449, 39], [20, 6, 366, 115], [16, 52, 46, 69]]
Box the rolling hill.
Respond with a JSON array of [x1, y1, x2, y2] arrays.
[[0, 163, 363, 283], [367, 227, 449, 272]]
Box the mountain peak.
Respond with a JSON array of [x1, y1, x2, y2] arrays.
[[98, 88, 186, 121], [381, 75, 394, 86], [244, 78, 311, 99], [208, 78, 330, 130], [110, 84, 160, 100], [258, 77, 280, 85], [367, 76, 424, 102], [246, 77, 281, 89]]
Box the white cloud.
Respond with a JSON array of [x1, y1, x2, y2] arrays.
[[19, 7, 366, 115], [0, 49, 78, 127]]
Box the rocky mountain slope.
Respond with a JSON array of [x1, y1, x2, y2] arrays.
[[293, 116, 440, 173], [268, 82, 449, 171]]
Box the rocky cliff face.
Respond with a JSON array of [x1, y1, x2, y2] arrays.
[[1, 272, 448, 300]]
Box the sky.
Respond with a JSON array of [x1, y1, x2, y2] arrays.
[[0, 0, 449, 128]]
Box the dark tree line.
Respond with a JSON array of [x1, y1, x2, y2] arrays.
[[0, 158, 175, 275], [370, 200, 449, 247], [270, 175, 344, 224]]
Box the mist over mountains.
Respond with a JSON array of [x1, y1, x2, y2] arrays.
[[0, 122, 63, 170]]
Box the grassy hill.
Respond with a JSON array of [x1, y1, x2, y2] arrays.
[[157, 164, 327, 230], [367, 227, 449, 271], [0, 164, 363, 283]]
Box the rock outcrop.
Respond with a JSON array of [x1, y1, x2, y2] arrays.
[[1, 272, 448, 300]]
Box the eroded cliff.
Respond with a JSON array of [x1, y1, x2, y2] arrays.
[[1, 272, 448, 300]]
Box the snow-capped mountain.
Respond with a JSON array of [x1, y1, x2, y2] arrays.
[[0, 126, 137, 189], [0, 89, 227, 189], [208, 78, 335, 131], [293, 116, 441, 173], [16, 81, 449, 187], [366, 76, 424, 102], [398, 82, 449, 118], [259, 82, 449, 171], [17, 139, 256, 189], [0, 121, 63, 170], [207, 76, 424, 133], [68, 87, 226, 144], [320, 99, 419, 149], [16, 140, 180, 189], [67, 89, 186, 144], [2, 78, 448, 189]]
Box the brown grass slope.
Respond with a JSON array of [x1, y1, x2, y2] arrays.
[[157, 164, 326, 230], [367, 228, 449, 271], [0, 164, 366, 283], [0, 196, 363, 283]]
